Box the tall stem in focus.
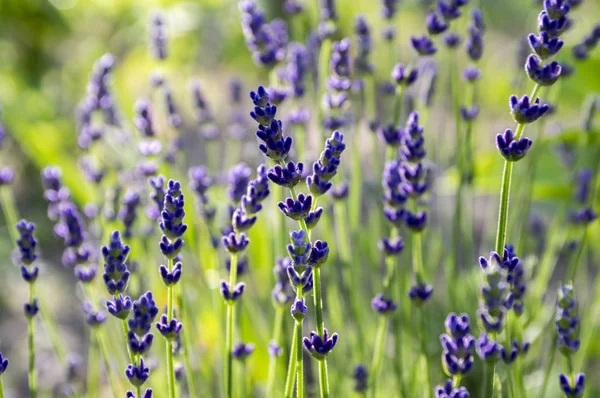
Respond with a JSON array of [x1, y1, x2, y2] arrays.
[[225, 253, 238, 398], [266, 306, 284, 397], [166, 257, 176, 398]]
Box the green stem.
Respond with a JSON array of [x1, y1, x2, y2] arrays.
[[96, 331, 120, 396], [392, 86, 404, 126], [0, 377, 4, 398], [369, 317, 388, 398], [28, 315, 36, 398], [266, 306, 285, 398], [166, 257, 175, 398], [567, 228, 587, 282], [538, 337, 557, 398], [296, 316, 304, 398], [289, 183, 330, 397], [283, 322, 299, 398], [178, 277, 198, 398], [0, 186, 67, 363], [122, 320, 135, 365], [481, 333, 497, 398], [225, 253, 238, 398], [88, 330, 99, 398]]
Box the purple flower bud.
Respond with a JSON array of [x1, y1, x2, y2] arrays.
[[496, 129, 533, 162], [537, 11, 572, 38], [559, 373, 585, 397], [222, 232, 249, 254], [278, 193, 313, 220], [435, 380, 470, 398], [304, 207, 324, 229], [525, 54, 561, 86], [220, 280, 246, 302], [426, 12, 448, 35], [232, 342, 255, 360], [24, 298, 39, 318], [444, 33, 462, 49], [543, 0, 571, 19], [308, 240, 329, 266], [460, 105, 480, 121], [303, 329, 339, 360], [510, 95, 550, 124], [149, 11, 168, 60], [476, 333, 499, 362], [106, 295, 132, 320], [159, 262, 182, 286], [528, 31, 564, 59], [411, 35, 437, 56], [462, 66, 481, 82], [353, 364, 368, 392], [82, 301, 107, 327], [371, 294, 397, 315], [268, 162, 304, 188], [0, 353, 8, 374], [126, 357, 150, 387], [391, 64, 418, 86], [291, 298, 307, 321], [156, 314, 182, 341]]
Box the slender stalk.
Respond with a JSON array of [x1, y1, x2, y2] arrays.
[[96, 331, 121, 396], [178, 278, 198, 398], [28, 315, 36, 398], [88, 330, 99, 398], [288, 184, 330, 397], [0, 377, 4, 398], [0, 186, 67, 363], [225, 253, 238, 398], [122, 320, 135, 364], [481, 333, 497, 398], [266, 306, 285, 397], [283, 323, 299, 398], [538, 337, 557, 398], [166, 257, 176, 398], [489, 83, 540, 398], [295, 298, 304, 398], [369, 317, 388, 398], [392, 86, 404, 126], [413, 231, 432, 398]]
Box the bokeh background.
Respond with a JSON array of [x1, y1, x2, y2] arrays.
[[1, 0, 600, 397]]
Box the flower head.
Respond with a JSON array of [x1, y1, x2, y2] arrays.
[[371, 294, 397, 315], [496, 129, 533, 162], [411, 35, 437, 56], [303, 329, 339, 360]]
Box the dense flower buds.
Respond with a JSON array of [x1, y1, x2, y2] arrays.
[[426, 12, 448, 35], [440, 313, 475, 376], [477, 252, 508, 333], [126, 358, 150, 387], [220, 281, 246, 302], [239, 1, 287, 67], [525, 55, 561, 86], [392, 64, 418, 86], [102, 231, 131, 295], [279, 194, 313, 220], [291, 298, 307, 321], [510, 95, 550, 124], [106, 295, 132, 320], [476, 333, 499, 362], [528, 32, 564, 59], [156, 314, 182, 341], [411, 35, 437, 56], [559, 373, 585, 397], [353, 365, 368, 393], [268, 161, 303, 188], [222, 232, 250, 254], [435, 380, 470, 398], [303, 329, 339, 360], [371, 295, 397, 315], [496, 129, 533, 162], [0, 353, 8, 375], [149, 11, 168, 60], [232, 343, 255, 360], [556, 285, 581, 356]]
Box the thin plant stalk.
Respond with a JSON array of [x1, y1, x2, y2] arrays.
[[0, 187, 67, 363], [283, 323, 298, 398], [488, 82, 540, 398], [166, 257, 176, 398], [369, 316, 388, 398], [225, 253, 238, 398], [266, 306, 284, 397], [0, 377, 4, 398], [88, 330, 99, 398], [295, 287, 305, 398], [28, 294, 36, 398], [121, 320, 136, 364], [178, 283, 198, 398], [450, 57, 463, 300]]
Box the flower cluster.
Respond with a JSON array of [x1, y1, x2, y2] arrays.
[[323, 39, 352, 130], [126, 292, 158, 397], [572, 23, 600, 61], [16, 220, 39, 319], [149, 10, 168, 61], [422, 0, 469, 50], [76, 53, 120, 149], [435, 380, 470, 398], [239, 0, 288, 67], [306, 131, 346, 197], [134, 99, 162, 177], [250, 87, 292, 162], [556, 284, 585, 397], [381, 0, 399, 40], [440, 313, 475, 376], [102, 231, 131, 295], [354, 15, 373, 75]]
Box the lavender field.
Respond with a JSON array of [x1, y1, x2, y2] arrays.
[[0, 0, 599, 397]]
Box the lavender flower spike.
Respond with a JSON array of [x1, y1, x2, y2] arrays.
[[525, 55, 561, 86], [411, 35, 437, 56]]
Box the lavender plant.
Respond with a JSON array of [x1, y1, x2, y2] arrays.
[[3, 1, 600, 397]]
